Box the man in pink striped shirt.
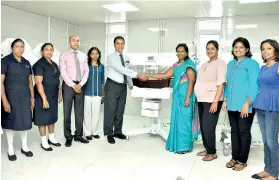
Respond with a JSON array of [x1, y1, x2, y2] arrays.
[[60, 35, 89, 147]]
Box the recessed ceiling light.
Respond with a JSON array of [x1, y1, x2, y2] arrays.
[[235, 24, 258, 29], [102, 2, 139, 12], [238, 0, 278, 4]]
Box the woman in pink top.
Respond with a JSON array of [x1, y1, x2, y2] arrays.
[[194, 40, 227, 161]]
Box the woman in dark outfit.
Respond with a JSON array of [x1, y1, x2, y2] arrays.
[[1, 38, 35, 161], [33, 43, 62, 151]]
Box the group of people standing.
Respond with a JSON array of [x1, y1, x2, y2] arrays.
[[156, 37, 278, 180], [1, 35, 147, 161], [1, 34, 278, 179], [143, 37, 278, 179]]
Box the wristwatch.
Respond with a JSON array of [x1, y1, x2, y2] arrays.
[[213, 100, 218, 103]]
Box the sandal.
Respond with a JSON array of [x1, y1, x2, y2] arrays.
[[226, 159, 236, 168], [202, 154, 217, 161], [232, 162, 247, 171], [197, 150, 207, 156]]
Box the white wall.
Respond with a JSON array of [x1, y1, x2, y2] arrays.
[[50, 18, 68, 52], [1, 5, 48, 48], [127, 20, 159, 53], [78, 23, 106, 63], [1, 5, 79, 53], [163, 18, 196, 53], [221, 14, 279, 66]]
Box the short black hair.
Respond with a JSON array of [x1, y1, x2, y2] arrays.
[[175, 43, 190, 60], [260, 39, 279, 63], [113, 36, 125, 44], [41, 43, 54, 51], [206, 40, 219, 50], [87, 47, 102, 65], [11, 38, 24, 48], [231, 37, 252, 59]]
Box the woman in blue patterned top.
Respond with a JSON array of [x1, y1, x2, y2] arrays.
[[83, 47, 105, 140], [222, 37, 260, 171], [252, 39, 279, 180]]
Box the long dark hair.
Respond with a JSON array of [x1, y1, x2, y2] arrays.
[[231, 37, 252, 60], [176, 43, 190, 61], [260, 39, 279, 63], [87, 47, 101, 65]]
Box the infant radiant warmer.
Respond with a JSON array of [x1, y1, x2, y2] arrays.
[[125, 53, 177, 140]]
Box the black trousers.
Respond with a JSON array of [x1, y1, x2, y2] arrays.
[[228, 109, 255, 164], [198, 102, 222, 154], [104, 78, 127, 136], [62, 82, 84, 139]]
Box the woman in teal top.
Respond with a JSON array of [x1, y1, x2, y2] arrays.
[[148, 43, 198, 154], [222, 37, 260, 171], [83, 47, 104, 140]]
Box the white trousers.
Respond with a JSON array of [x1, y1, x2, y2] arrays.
[[83, 96, 102, 136]]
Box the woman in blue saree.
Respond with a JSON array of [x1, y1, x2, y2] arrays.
[[148, 43, 198, 154]]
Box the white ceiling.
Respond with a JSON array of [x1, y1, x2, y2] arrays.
[[2, 0, 279, 25]]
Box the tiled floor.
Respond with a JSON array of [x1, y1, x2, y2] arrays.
[[1, 105, 265, 180]]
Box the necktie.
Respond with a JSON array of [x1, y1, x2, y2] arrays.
[[74, 51, 81, 82], [119, 54, 127, 84]]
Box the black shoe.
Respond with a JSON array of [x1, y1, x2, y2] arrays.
[[21, 149, 33, 157], [65, 138, 73, 147], [107, 136, 115, 144], [251, 174, 266, 179], [8, 153, 17, 161], [48, 140, 61, 147], [114, 133, 127, 140], [86, 136, 93, 140], [41, 144, 53, 151], [74, 136, 89, 143], [92, 135, 100, 139]]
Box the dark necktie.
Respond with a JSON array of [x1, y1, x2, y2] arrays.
[[119, 54, 127, 84]]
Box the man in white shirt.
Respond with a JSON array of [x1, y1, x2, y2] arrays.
[[104, 36, 147, 144]]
